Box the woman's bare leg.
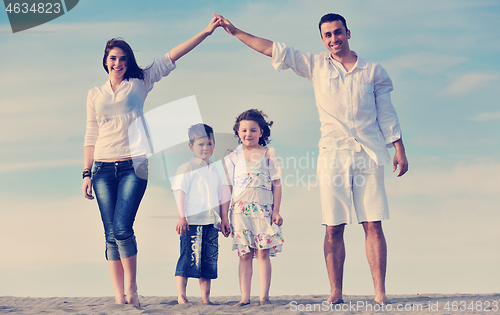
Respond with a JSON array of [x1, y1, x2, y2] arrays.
[[108, 260, 126, 304], [122, 255, 140, 307]]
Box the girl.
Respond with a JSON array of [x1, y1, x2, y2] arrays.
[[223, 109, 284, 306], [81, 17, 221, 307]]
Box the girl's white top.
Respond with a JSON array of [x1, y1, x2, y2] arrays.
[[84, 54, 176, 160]]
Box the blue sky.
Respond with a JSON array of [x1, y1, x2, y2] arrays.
[[0, 0, 499, 298]]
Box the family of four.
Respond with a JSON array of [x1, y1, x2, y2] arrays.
[[81, 12, 408, 307]]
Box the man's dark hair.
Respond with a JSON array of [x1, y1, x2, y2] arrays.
[[318, 13, 348, 36]]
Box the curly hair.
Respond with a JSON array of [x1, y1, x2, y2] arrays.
[[102, 38, 145, 81], [233, 109, 273, 146]]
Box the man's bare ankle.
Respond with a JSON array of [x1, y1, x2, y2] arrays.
[[327, 294, 343, 304]]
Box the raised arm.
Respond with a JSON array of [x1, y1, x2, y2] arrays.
[[168, 16, 220, 62], [214, 13, 273, 57]]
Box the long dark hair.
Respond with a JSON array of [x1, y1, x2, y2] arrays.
[[233, 109, 273, 146], [102, 38, 144, 80]]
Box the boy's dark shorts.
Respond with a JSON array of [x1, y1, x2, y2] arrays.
[[175, 224, 219, 279]]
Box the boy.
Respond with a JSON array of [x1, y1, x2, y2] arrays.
[[171, 123, 230, 305]]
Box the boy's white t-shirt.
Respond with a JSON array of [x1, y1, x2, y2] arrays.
[[171, 157, 224, 227]]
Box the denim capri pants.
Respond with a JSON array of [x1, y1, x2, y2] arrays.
[[92, 158, 148, 261], [175, 224, 219, 279]]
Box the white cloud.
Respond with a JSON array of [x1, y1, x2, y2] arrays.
[[385, 159, 500, 198], [384, 52, 467, 76], [470, 111, 500, 122], [409, 134, 497, 148], [444, 72, 500, 95], [0, 185, 177, 268], [0, 158, 81, 173], [0, 196, 103, 269]]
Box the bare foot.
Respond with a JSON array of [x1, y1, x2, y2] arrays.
[[326, 295, 344, 304], [126, 292, 140, 307], [374, 292, 388, 305], [178, 296, 190, 304], [235, 300, 250, 306], [115, 295, 126, 304], [260, 298, 271, 305], [373, 297, 389, 305]]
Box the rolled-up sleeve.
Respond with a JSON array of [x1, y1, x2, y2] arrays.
[[272, 42, 314, 80], [171, 164, 190, 194], [144, 53, 176, 92], [373, 65, 401, 147], [84, 90, 98, 147]]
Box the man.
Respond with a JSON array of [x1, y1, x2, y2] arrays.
[[214, 13, 408, 305]]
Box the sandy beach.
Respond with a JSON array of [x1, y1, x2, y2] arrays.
[[1, 293, 498, 314]]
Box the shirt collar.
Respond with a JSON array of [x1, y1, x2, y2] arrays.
[[190, 156, 210, 166], [353, 52, 368, 70], [325, 50, 367, 71], [103, 79, 129, 93]]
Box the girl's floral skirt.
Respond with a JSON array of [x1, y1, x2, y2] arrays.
[[230, 201, 284, 258]]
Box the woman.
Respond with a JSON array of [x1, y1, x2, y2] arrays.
[[81, 17, 221, 306]]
